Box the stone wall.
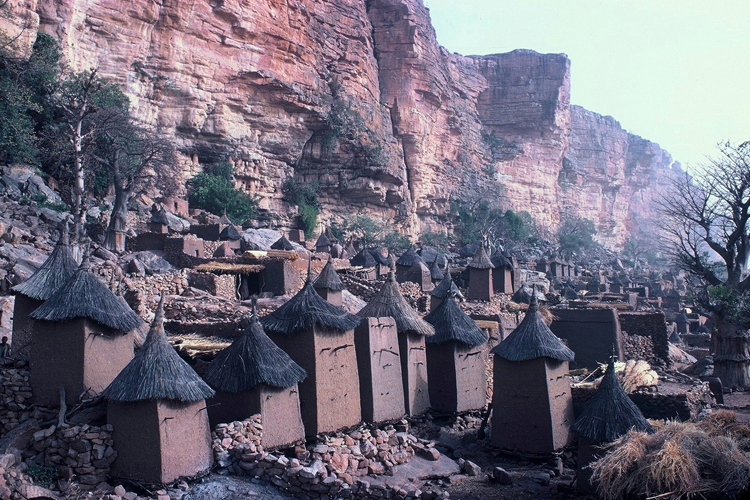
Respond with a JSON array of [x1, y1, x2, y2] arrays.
[[618, 311, 670, 367], [0, 368, 32, 437]]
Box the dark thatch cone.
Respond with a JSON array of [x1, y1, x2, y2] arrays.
[[424, 294, 486, 347], [572, 356, 653, 443], [220, 224, 241, 241], [431, 263, 462, 300], [357, 264, 434, 337], [103, 297, 215, 403], [315, 232, 332, 249], [429, 257, 444, 281], [13, 218, 77, 301], [260, 257, 360, 336], [314, 257, 345, 291], [491, 289, 574, 362], [468, 244, 494, 270], [204, 304, 306, 393], [271, 234, 295, 251], [350, 248, 377, 268], [30, 254, 144, 333], [395, 247, 424, 268]]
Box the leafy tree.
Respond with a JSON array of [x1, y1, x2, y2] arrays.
[[188, 161, 257, 224], [420, 231, 453, 252], [451, 199, 537, 248], [282, 177, 320, 238], [337, 214, 410, 253], [659, 141, 750, 388], [558, 216, 597, 258]]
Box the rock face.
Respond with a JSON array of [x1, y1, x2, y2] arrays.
[[13, 0, 679, 247]]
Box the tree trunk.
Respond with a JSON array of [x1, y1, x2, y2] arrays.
[[712, 314, 750, 388], [72, 120, 85, 239], [104, 167, 128, 252]]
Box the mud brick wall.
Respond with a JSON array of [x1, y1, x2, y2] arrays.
[[186, 271, 235, 299]]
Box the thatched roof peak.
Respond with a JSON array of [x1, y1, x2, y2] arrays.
[[369, 248, 390, 265], [358, 267, 434, 337], [315, 232, 332, 248], [271, 234, 295, 251], [204, 304, 306, 393], [675, 311, 689, 324], [431, 264, 461, 299], [103, 298, 215, 403], [13, 220, 77, 301], [490, 250, 511, 269], [220, 224, 241, 241], [572, 357, 653, 443], [429, 257, 444, 281], [150, 205, 168, 225], [396, 247, 423, 267], [424, 295, 486, 347], [314, 258, 345, 291], [491, 290, 574, 362], [468, 244, 494, 269], [350, 248, 376, 267], [30, 258, 144, 333]]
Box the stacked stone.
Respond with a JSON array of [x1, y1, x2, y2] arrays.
[[0, 452, 34, 500], [621, 331, 657, 364], [0, 368, 33, 436], [340, 274, 381, 302], [31, 423, 116, 489]]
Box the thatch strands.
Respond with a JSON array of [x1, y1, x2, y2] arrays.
[[30, 258, 144, 333], [195, 262, 265, 274], [358, 269, 434, 337], [490, 250, 511, 269], [350, 248, 376, 268], [429, 258, 444, 281], [590, 416, 750, 500], [150, 206, 168, 225], [204, 309, 306, 393], [314, 258, 345, 291], [270, 234, 295, 251], [369, 248, 390, 266], [315, 232, 332, 248], [431, 264, 461, 299], [572, 358, 652, 443], [220, 224, 241, 241], [468, 244, 494, 269], [12, 221, 77, 301], [396, 247, 424, 267], [424, 296, 486, 347], [491, 291, 574, 362], [103, 298, 215, 403], [261, 263, 360, 335]]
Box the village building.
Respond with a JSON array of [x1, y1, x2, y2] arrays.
[[358, 266, 435, 416], [150, 205, 169, 234], [675, 311, 690, 334], [349, 248, 378, 279], [572, 356, 652, 492], [467, 244, 494, 301], [430, 264, 462, 312], [270, 234, 295, 251], [369, 248, 391, 276], [424, 293, 488, 413], [158, 196, 189, 218], [212, 241, 235, 258], [261, 264, 361, 435], [491, 251, 514, 294], [313, 258, 345, 306], [11, 221, 77, 360], [314, 232, 332, 254], [395, 247, 424, 283], [354, 316, 406, 423], [491, 292, 575, 454], [219, 223, 242, 251], [429, 257, 444, 284], [103, 300, 215, 484], [609, 275, 624, 294], [405, 260, 434, 292], [204, 305, 307, 448], [29, 257, 144, 407]]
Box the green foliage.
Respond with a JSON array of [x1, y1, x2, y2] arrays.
[[420, 231, 453, 252], [282, 176, 321, 238], [26, 464, 58, 487], [337, 214, 411, 253], [481, 130, 524, 160], [558, 216, 598, 257], [708, 286, 750, 327], [188, 161, 257, 224], [451, 200, 537, 248], [34, 193, 67, 212]]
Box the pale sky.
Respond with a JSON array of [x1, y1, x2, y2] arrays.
[[423, 0, 750, 169]]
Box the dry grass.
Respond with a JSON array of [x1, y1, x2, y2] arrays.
[[590, 417, 750, 500]]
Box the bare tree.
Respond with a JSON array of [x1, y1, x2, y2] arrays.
[[93, 109, 175, 252], [659, 141, 750, 388]]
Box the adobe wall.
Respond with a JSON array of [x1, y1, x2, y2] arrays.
[[30, 317, 86, 407], [454, 342, 489, 412], [207, 390, 262, 429], [82, 323, 134, 399], [398, 331, 430, 416], [10, 294, 41, 361], [468, 268, 493, 301], [158, 399, 213, 484], [425, 343, 457, 413], [108, 400, 162, 484], [259, 385, 305, 449], [549, 308, 622, 369]]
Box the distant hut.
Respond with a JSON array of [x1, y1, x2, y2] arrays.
[[675, 311, 690, 334], [204, 304, 306, 448], [535, 257, 551, 274], [261, 262, 361, 435], [331, 242, 344, 259], [424, 294, 488, 413], [324, 226, 339, 245], [11, 221, 77, 361], [430, 264, 462, 312], [490, 251, 514, 295], [395, 247, 424, 283], [103, 299, 214, 484], [358, 265, 435, 416], [550, 256, 564, 278], [218, 209, 232, 228], [314, 232, 332, 254], [369, 248, 391, 276], [609, 275, 624, 294], [313, 258, 345, 306], [572, 357, 652, 492], [491, 291, 575, 453], [29, 256, 143, 407], [271, 234, 295, 251], [350, 248, 377, 268], [417, 247, 447, 269], [563, 286, 579, 301], [150, 205, 169, 234], [429, 257, 444, 284], [343, 239, 357, 260], [405, 260, 434, 292], [512, 285, 546, 305], [213, 242, 235, 258], [219, 223, 242, 251], [467, 244, 494, 301]]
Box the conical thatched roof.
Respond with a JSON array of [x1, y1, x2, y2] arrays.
[[324, 226, 338, 244], [610, 275, 623, 285], [697, 324, 710, 334], [103, 299, 214, 403], [220, 224, 241, 241], [563, 286, 578, 300], [431, 264, 460, 299], [150, 206, 168, 225], [429, 258, 444, 281], [492, 291, 574, 362], [261, 261, 360, 335], [468, 244, 494, 269], [572, 358, 653, 443], [511, 285, 546, 305], [204, 306, 306, 393], [271, 234, 295, 251], [417, 246, 447, 268], [315, 232, 332, 248], [424, 295, 486, 347], [13, 221, 77, 301], [314, 258, 344, 291], [675, 311, 689, 324], [350, 248, 377, 267], [369, 248, 390, 265], [396, 247, 424, 267], [30, 257, 144, 333], [358, 268, 434, 336], [490, 251, 512, 269], [213, 242, 235, 258]]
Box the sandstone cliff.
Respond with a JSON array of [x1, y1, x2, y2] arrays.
[[11, 0, 679, 247]]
